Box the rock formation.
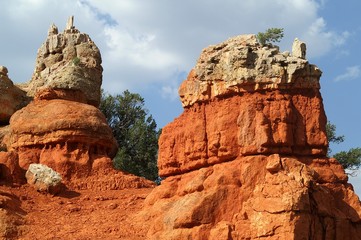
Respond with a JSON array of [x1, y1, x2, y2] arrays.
[[0, 18, 117, 183], [0, 66, 27, 124], [19, 15, 103, 107], [139, 35, 361, 239], [292, 38, 307, 59], [163, 35, 326, 177], [0, 18, 155, 192], [0, 17, 154, 239], [2, 17, 361, 239]]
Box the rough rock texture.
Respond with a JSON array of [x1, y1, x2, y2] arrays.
[[0, 126, 10, 151], [0, 18, 118, 182], [140, 35, 361, 239], [19, 20, 103, 107], [0, 151, 24, 185], [0, 66, 27, 124], [158, 91, 328, 177], [3, 97, 118, 180], [179, 35, 321, 107], [0, 190, 24, 239], [26, 163, 63, 194], [141, 155, 361, 239], [160, 36, 327, 177]]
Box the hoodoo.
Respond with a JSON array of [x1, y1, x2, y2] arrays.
[[139, 35, 361, 239], [0, 17, 154, 190], [2, 17, 117, 180]]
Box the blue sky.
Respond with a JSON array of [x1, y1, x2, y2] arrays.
[[0, 0, 360, 193]]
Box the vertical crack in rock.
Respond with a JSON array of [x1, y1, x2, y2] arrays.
[[203, 103, 209, 161]]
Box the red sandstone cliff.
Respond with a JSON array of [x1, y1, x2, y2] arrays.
[[139, 35, 361, 239]]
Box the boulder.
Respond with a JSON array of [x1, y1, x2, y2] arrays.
[[141, 155, 361, 239], [25, 163, 63, 194]]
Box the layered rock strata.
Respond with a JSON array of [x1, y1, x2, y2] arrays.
[[160, 35, 327, 177], [140, 35, 361, 239], [1, 18, 118, 182], [25, 163, 63, 194], [4, 93, 117, 179]]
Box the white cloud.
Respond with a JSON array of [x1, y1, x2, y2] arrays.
[[301, 17, 351, 58], [161, 86, 179, 101], [0, 0, 352, 99], [103, 27, 179, 71], [334, 65, 361, 82]]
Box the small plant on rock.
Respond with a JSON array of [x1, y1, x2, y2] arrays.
[[72, 56, 80, 66], [256, 28, 284, 46]]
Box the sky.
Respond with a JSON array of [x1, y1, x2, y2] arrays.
[[0, 0, 361, 193]]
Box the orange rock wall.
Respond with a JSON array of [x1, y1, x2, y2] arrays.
[[3, 98, 117, 180], [146, 34, 361, 239], [143, 155, 361, 239], [159, 89, 328, 177]]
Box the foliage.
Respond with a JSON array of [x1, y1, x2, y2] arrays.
[[326, 121, 361, 174], [72, 57, 80, 66], [256, 28, 284, 46], [333, 148, 361, 172], [326, 122, 345, 156], [100, 90, 160, 181]]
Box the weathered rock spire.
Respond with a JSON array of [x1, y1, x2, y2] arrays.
[[139, 34, 361, 239], [292, 38, 306, 59], [66, 15, 74, 30], [21, 16, 102, 107], [2, 17, 116, 181]]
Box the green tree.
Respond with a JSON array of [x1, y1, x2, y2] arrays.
[[256, 28, 284, 46], [100, 90, 160, 181], [326, 122, 344, 156], [326, 121, 361, 174]]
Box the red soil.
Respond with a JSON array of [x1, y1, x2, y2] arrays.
[[0, 182, 154, 240]]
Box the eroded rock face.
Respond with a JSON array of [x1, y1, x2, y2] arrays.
[[20, 21, 102, 107], [4, 98, 117, 179], [0, 66, 27, 124], [142, 155, 361, 240], [0, 151, 24, 184], [140, 35, 361, 239], [159, 90, 328, 177], [179, 35, 321, 107], [0, 17, 155, 239]]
